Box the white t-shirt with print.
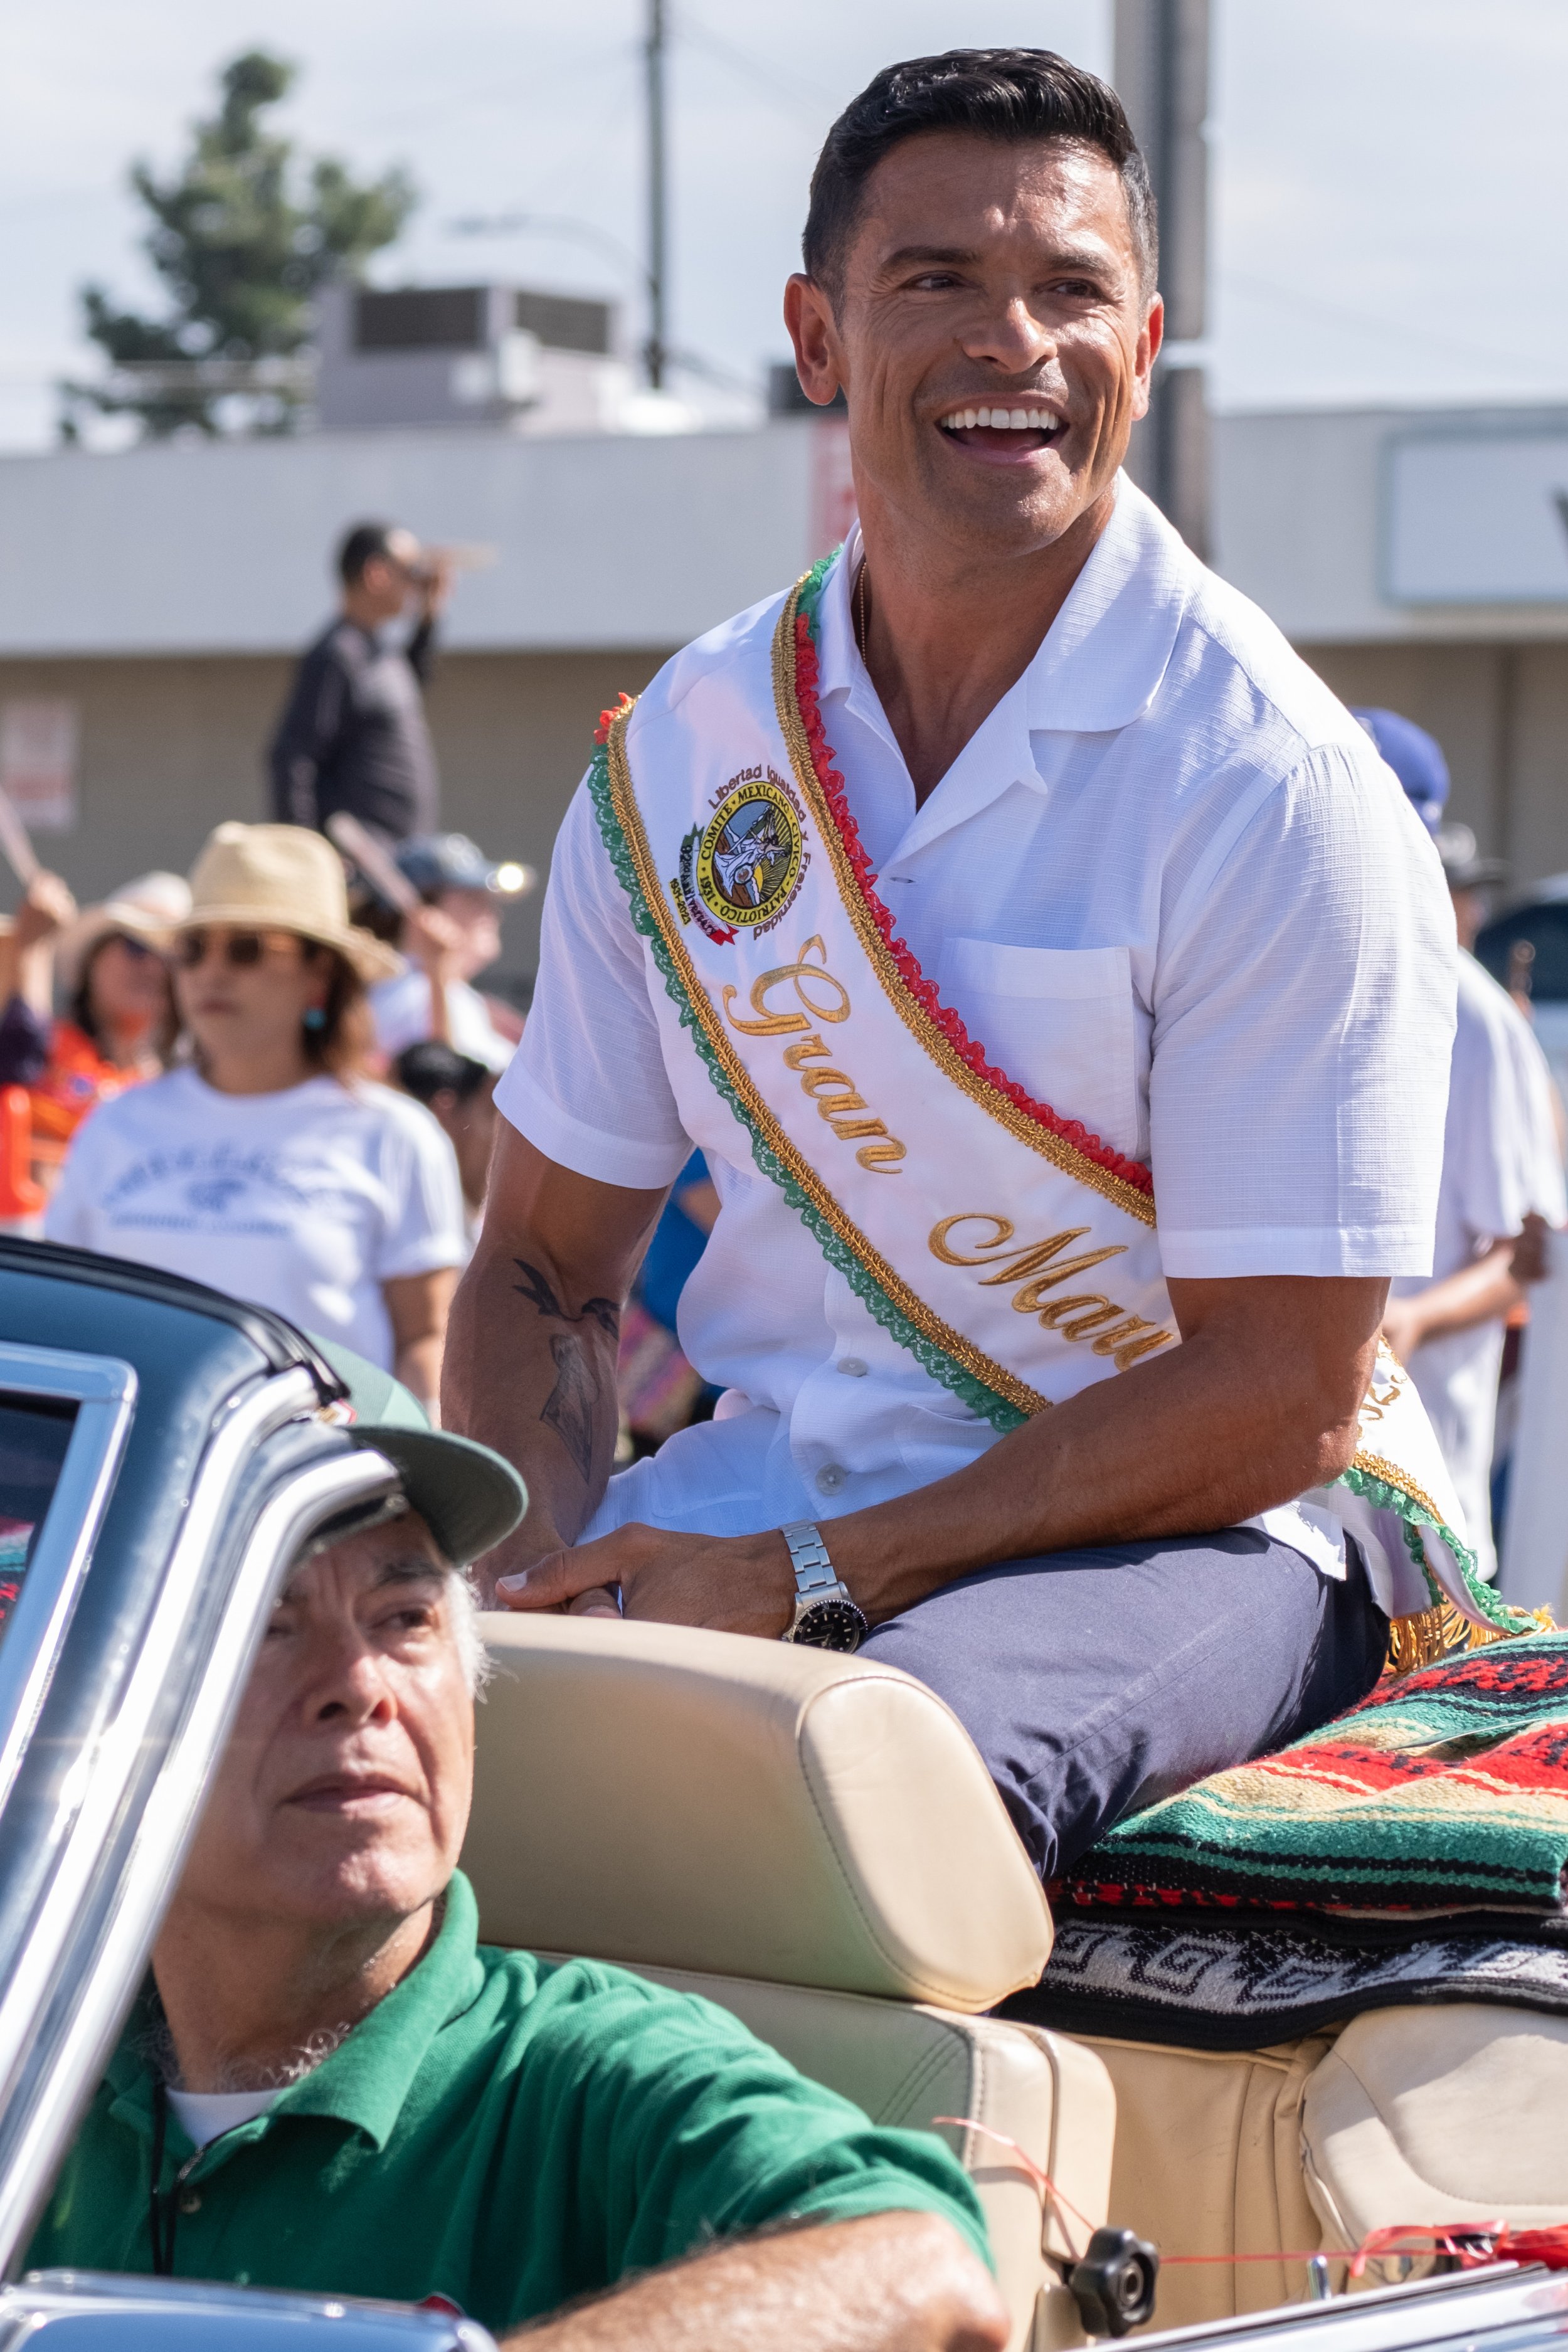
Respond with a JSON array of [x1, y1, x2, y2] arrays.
[[46, 1069, 467, 1369], [370, 968, 516, 1076]]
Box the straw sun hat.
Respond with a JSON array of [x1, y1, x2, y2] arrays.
[[179, 823, 401, 984], [56, 871, 193, 994]]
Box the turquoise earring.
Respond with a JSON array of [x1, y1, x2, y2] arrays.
[[302, 1008, 327, 1032]]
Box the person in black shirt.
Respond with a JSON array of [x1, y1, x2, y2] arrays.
[[269, 522, 452, 846]]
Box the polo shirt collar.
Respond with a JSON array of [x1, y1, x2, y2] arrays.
[[275, 1872, 485, 2151], [107, 1871, 487, 2161]]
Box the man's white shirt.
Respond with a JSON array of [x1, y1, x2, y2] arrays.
[[498, 481, 1456, 1551], [1390, 950, 1566, 1579]]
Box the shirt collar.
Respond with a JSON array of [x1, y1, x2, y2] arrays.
[[813, 477, 1192, 753], [107, 1870, 488, 2162], [1022, 477, 1192, 734], [812, 525, 1041, 857]]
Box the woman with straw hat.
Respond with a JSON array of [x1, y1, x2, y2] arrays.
[[47, 825, 467, 1407]]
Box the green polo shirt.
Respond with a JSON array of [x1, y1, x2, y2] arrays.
[[27, 1873, 989, 2333]]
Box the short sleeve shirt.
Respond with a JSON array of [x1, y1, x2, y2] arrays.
[[498, 481, 1458, 1539], [27, 1873, 990, 2334], [45, 1068, 466, 1369], [1391, 950, 1566, 1561], [1394, 950, 1567, 1290]]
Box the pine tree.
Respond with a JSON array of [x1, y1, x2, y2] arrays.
[[61, 51, 416, 440]]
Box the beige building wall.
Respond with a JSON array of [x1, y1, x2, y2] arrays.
[[0, 645, 676, 983], [1303, 640, 1568, 885], [9, 630, 1568, 989]]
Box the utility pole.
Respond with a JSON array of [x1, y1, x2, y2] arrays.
[[644, 0, 669, 389], [1113, 0, 1211, 557]]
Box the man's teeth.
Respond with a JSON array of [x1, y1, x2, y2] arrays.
[[938, 407, 1062, 433]]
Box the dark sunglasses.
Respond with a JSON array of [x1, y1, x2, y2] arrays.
[[174, 929, 302, 972]]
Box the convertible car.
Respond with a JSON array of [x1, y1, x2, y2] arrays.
[[0, 1237, 1560, 2351]]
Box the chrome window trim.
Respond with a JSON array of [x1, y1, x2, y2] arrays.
[[14, 2267, 497, 2346], [0, 1436, 399, 2266], [1138, 2265, 1568, 2352], [0, 1344, 137, 1826], [0, 1363, 399, 2268]]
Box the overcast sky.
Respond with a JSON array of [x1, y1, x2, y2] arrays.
[[4, 0, 1567, 449]]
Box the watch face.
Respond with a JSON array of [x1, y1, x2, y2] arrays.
[[793, 1598, 867, 1652]]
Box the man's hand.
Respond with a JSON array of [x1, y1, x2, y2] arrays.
[[1382, 1238, 1523, 1362], [14, 872, 75, 952], [0, 871, 77, 1018], [505, 2210, 1007, 2351], [497, 1522, 795, 1636], [417, 553, 455, 619], [404, 901, 464, 984]]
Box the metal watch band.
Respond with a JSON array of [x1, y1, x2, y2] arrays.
[[779, 1521, 867, 1651], [781, 1520, 839, 1599]]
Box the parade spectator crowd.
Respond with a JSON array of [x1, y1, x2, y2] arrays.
[[0, 816, 525, 1422]]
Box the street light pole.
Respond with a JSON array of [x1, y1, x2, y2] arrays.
[[1113, 0, 1211, 556], [645, 0, 669, 389]]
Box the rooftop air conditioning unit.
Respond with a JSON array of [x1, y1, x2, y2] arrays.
[[314, 283, 627, 436]]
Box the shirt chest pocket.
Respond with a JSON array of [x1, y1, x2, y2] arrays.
[[935, 938, 1143, 1162]]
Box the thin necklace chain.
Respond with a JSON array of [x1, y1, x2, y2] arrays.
[[854, 558, 871, 658]]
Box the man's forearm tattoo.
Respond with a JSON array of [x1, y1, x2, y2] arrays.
[[512, 1259, 619, 1336], [542, 1334, 598, 1482], [512, 1259, 615, 1483]]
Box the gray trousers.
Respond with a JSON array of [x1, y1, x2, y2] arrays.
[[859, 1529, 1388, 1882]]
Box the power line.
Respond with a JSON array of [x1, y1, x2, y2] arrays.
[[675, 11, 839, 123]]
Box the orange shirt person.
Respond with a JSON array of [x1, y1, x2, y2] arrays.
[[0, 871, 188, 1183]]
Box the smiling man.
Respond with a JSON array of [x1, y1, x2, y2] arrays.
[[445, 51, 1470, 1881], [28, 1360, 1003, 2350]]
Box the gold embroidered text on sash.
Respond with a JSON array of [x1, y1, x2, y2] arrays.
[[930, 1213, 1174, 1370], [722, 936, 908, 1172]]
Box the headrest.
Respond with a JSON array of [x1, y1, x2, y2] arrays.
[[464, 1615, 1052, 2013]]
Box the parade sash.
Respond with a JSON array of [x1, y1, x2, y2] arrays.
[[590, 553, 1542, 1650]]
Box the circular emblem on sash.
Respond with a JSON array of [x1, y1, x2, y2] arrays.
[[696, 779, 804, 930]]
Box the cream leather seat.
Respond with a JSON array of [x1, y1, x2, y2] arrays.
[[1302, 2004, 1568, 2243], [464, 1615, 1118, 2352], [1068, 2005, 1568, 2333]]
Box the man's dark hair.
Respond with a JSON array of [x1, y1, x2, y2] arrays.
[[396, 1039, 489, 1105], [337, 522, 399, 586], [803, 50, 1156, 306]]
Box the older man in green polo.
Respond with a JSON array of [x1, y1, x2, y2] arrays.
[[28, 1357, 1004, 2352]]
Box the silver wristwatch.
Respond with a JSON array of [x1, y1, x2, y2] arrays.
[[779, 1521, 868, 1652]]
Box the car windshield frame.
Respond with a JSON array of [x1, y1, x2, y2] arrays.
[[0, 1345, 137, 1827]]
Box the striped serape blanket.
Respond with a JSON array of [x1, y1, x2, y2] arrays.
[[1058, 1632, 1568, 1919]]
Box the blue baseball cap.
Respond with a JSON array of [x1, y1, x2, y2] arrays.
[[394, 833, 532, 899], [1351, 708, 1450, 834]]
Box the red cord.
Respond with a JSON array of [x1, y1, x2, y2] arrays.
[[932, 2122, 1568, 2276]]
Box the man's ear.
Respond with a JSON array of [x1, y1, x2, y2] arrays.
[[784, 273, 846, 408], [1129, 292, 1165, 425]]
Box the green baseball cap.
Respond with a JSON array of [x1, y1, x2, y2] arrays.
[[310, 1338, 527, 1569]]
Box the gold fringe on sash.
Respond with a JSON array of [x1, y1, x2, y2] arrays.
[[1384, 1599, 1556, 1678]]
